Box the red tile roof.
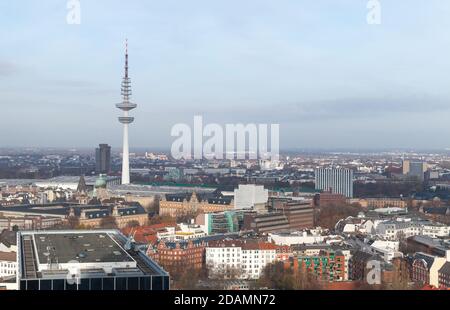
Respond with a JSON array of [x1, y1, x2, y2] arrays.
[[0, 251, 16, 262]]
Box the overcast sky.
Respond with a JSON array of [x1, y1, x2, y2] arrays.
[[1, 1, 450, 150]]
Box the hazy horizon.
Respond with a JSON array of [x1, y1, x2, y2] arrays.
[[2, 1, 450, 150]]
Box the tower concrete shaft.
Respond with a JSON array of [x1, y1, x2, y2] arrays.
[[116, 39, 136, 185]]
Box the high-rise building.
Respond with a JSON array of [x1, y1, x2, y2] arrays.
[[95, 144, 111, 174], [402, 160, 427, 181], [116, 40, 137, 185], [315, 168, 354, 198]]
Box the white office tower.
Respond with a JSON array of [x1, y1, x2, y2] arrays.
[[116, 40, 137, 185], [315, 167, 354, 198]]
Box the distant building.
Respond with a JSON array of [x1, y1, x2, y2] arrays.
[[376, 219, 450, 240], [0, 230, 17, 253], [16, 230, 169, 290], [315, 168, 353, 198], [403, 160, 427, 181], [0, 251, 16, 279], [355, 197, 407, 209], [349, 250, 383, 281], [0, 202, 148, 229], [233, 184, 268, 210], [285, 249, 346, 282], [196, 211, 244, 235], [159, 192, 234, 217], [147, 239, 205, 275], [243, 212, 290, 234], [272, 199, 314, 230], [0, 216, 62, 232], [438, 261, 450, 288], [206, 239, 278, 279], [410, 252, 447, 286], [317, 192, 346, 206], [35, 175, 120, 191], [95, 144, 111, 174]]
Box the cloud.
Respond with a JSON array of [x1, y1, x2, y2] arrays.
[[279, 96, 450, 122], [0, 61, 18, 77], [171, 94, 450, 125]]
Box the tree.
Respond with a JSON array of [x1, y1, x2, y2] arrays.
[[316, 202, 363, 230], [208, 265, 244, 280], [126, 220, 140, 228], [292, 265, 323, 290], [173, 267, 201, 290], [147, 215, 176, 225], [257, 262, 322, 290]]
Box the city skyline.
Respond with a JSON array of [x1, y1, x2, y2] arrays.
[[1, 1, 450, 149]]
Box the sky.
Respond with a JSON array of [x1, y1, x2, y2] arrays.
[[1, 0, 450, 150]]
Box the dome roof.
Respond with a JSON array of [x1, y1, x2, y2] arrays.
[[95, 174, 107, 188]]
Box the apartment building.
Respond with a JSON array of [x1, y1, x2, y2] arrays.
[[205, 239, 278, 279]]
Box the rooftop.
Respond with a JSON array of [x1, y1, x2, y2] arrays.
[[33, 232, 133, 265], [18, 230, 168, 280]]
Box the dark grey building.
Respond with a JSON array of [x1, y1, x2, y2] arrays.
[[95, 144, 111, 174], [315, 167, 354, 198], [17, 230, 170, 290]]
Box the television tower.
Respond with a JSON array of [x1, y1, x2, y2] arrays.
[[116, 39, 137, 185]]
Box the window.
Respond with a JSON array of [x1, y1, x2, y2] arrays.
[[115, 277, 127, 290], [91, 278, 102, 290], [152, 276, 163, 290], [103, 278, 114, 291], [128, 277, 139, 290], [52, 279, 65, 290], [40, 280, 52, 290]]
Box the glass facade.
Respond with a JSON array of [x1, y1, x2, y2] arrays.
[[19, 275, 169, 291]]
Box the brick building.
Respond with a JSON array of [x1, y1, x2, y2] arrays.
[[273, 200, 314, 230], [147, 239, 206, 275], [285, 249, 346, 282], [438, 262, 450, 288]]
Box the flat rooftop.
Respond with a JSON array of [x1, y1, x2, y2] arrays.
[[18, 230, 168, 280], [34, 232, 133, 265]]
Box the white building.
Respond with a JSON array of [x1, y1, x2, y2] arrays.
[[336, 217, 376, 235], [376, 218, 450, 240], [370, 240, 403, 262], [268, 230, 343, 246], [0, 252, 17, 278], [206, 240, 277, 279], [157, 224, 207, 241], [260, 159, 284, 171], [233, 184, 268, 210]]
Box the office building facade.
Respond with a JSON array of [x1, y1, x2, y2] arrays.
[[95, 144, 111, 174], [315, 168, 354, 198]]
